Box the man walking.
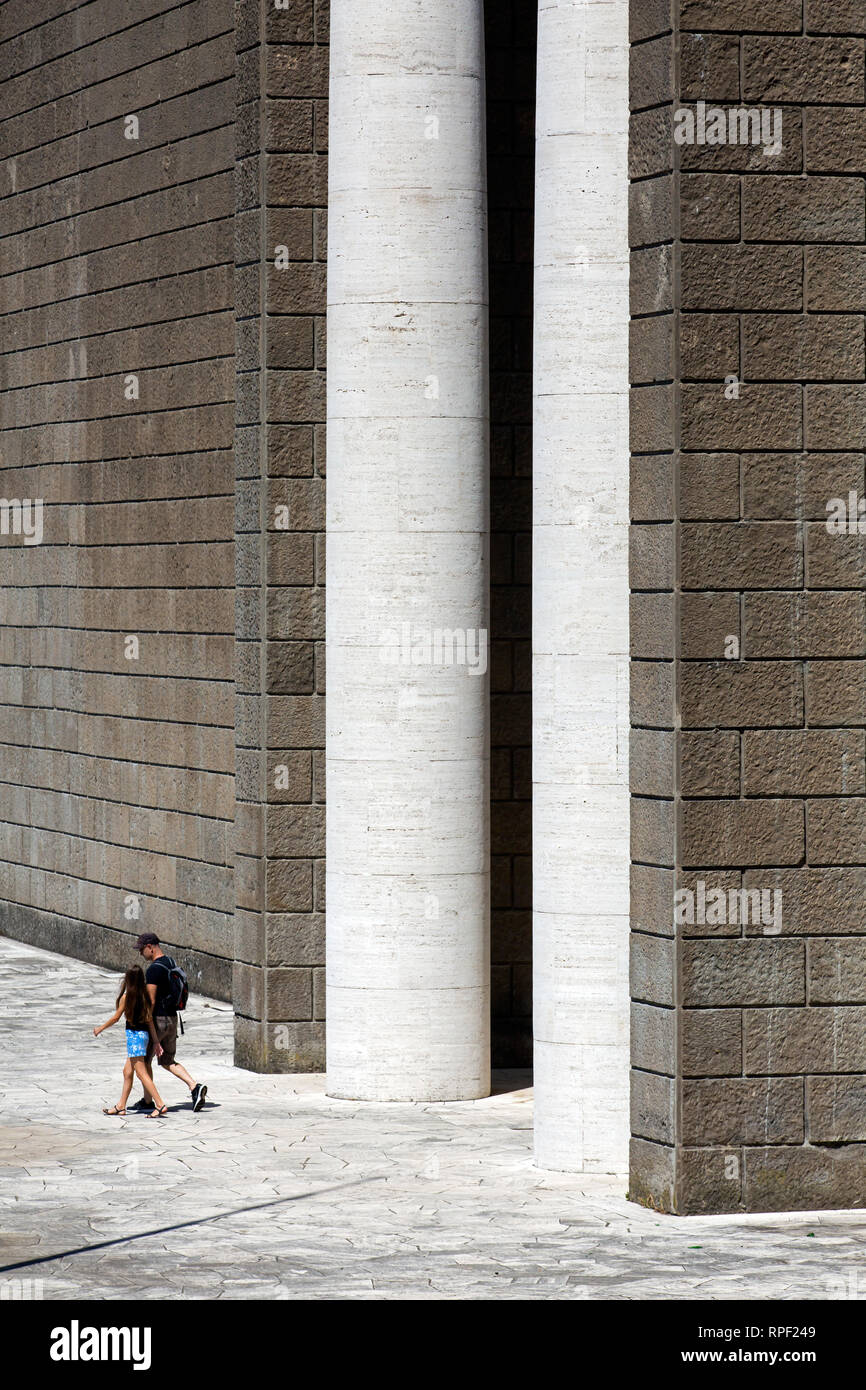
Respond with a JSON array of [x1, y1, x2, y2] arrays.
[[130, 933, 207, 1113]]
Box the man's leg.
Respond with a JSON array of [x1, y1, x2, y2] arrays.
[[166, 1059, 196, 1091], [166, 1058, 209, 1112], [156, 1017, 207, 1110]]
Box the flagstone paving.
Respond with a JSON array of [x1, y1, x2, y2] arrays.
[[2, 936, 866, 1301]]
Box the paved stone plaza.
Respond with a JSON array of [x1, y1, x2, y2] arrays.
[[2, 938, 865, 1301]]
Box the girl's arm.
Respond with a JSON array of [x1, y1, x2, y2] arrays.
[[93, 995, 126, 1037]]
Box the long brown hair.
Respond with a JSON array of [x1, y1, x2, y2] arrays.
[[117, 966, 152, 1029]]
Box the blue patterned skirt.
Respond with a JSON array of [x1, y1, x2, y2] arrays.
[[126, 1028, 149, 1058]]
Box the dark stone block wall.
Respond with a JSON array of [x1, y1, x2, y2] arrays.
[[630, 0, 866, 1212], [0, 0, 237, 997], [232, 0, 328, 1071]]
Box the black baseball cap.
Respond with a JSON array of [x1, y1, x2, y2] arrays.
[[134, 932, 161, 951]]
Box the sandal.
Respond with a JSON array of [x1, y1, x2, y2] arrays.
[[103, 1106, 126, 1116], [147, 1105, 168, 1119]]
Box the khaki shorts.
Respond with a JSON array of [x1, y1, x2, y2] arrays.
[[146, 1014, 178, 1068]]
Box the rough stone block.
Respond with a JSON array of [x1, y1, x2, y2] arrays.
[[681, 0, 801, 29], [678, 1147, 744, 1215], [682, 1078, 804, 1145], [631, 1002, 676, 1073], [680, 592, 740, 659], [745, 1144, 866, 1213], [629, 1136, 676, 1211], [680, 800, 804, 868], [745, 1007, 866, 1074], [743, 730, 865, 796], [808, 1076, 866, 1142], [630, 931, 675, 1006], [682, 1009, 742, 1077], [680, 174, 740, 241], [806, 660, 866, 725], [807, 800, 866, 864], [631, 1069, 675, 1143], [680, 32, 740, 100], [680, 730, 740, 797], [631, 593, 675, 658], [683, 940, 805, 1007], [631, 797, 675, 866], [745, 593, 866, 658], [681, 521, 802, 587], [680, 661, 803, 728], [742, 868, 866, 936], [810, 941, 866, 1005], [742, 37, 865, 104], [681, 245, 802, 312]]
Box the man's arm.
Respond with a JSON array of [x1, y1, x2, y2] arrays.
[[145, 962, 159, 1013]]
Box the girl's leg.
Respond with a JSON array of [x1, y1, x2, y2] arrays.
[[119, 1059, 134, 1109], [133, 1059, 165, 1112]]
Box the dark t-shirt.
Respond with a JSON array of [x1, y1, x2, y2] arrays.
[[145, 956, 177, 1017]]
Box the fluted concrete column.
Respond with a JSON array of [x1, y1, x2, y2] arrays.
[[533, 0, 631, 1170], [326, 0, 490, 1100]]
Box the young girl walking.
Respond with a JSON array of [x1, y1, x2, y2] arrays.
[[93, 965, 168, 1118]]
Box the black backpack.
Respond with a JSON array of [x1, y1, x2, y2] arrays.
[[154, 956, 189, 1027]]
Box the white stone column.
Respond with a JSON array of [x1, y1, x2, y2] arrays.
[[326, 0, 490, 1100], [533, 0, 631, 1170]]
